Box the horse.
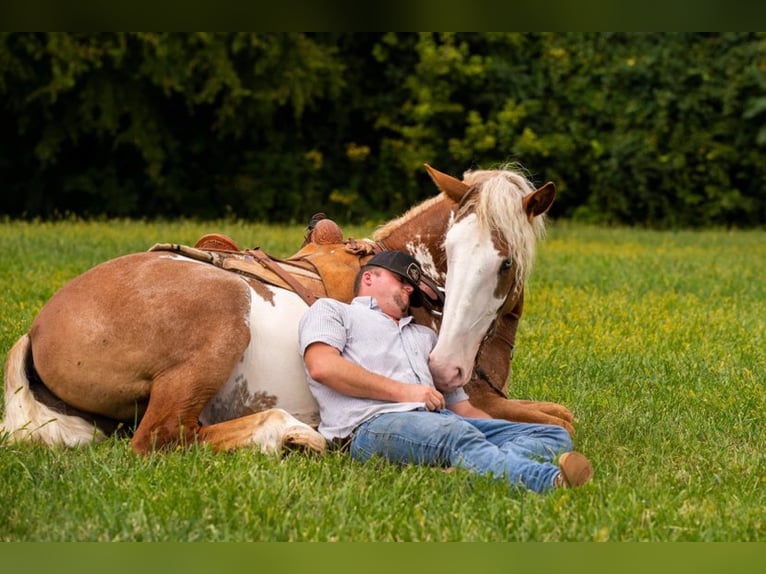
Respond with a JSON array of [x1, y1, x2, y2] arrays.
[[413, 166, 573, 435], [1, 164, 573, 455]]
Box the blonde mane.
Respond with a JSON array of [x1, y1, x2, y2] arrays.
[[460, 164, 546, 284]]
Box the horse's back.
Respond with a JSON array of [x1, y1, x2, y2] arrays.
[[29, 251, 253, 421]]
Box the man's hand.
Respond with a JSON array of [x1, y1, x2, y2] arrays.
[[400, 384, 445, 411]]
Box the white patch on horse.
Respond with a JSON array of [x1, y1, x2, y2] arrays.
[[407, 240, 443, 284], [199, 285, 319, 427]]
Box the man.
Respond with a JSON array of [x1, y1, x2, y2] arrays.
[[298, 250, 592, 493]]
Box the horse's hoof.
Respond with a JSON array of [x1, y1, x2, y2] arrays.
[[282, 426, 327, 455]]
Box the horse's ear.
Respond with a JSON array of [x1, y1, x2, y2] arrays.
[[424, 164, 471, 203], [523, 181, 556, 218]]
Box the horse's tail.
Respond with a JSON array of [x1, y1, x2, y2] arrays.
[[1, 334, 104, 447]]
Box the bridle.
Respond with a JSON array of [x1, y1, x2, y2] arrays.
[[472, 281, 524, 397]]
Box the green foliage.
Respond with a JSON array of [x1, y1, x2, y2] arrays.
[[0, 33, 344, 221], [0, 33, 764, 227], [1, 220, 764, 541]]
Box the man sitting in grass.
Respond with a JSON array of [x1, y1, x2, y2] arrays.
[[299, 250, 593, 493]]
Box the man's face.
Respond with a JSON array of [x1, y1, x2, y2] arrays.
[[364, 268, 415, 318]]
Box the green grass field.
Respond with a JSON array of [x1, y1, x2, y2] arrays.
[[0, 218, 764, 542]]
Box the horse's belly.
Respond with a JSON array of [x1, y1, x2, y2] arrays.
[[199, 286, 319, 426]]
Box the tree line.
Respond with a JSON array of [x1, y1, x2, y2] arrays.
[[1, 32, 764, 227]]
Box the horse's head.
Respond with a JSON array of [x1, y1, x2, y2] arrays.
[[424, 164, 555, 393]]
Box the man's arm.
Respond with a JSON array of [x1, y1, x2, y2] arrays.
[[448, 399, 491, 418], [303, 342, 446, 410]]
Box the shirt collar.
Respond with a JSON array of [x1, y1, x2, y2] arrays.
[[352, 296, 414, 326]]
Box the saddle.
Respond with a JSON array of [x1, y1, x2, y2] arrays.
[[150, 214, 444, 311], [149, 216, 380, 306]]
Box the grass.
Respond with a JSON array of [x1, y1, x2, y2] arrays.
[[0, 218, 764, 541]]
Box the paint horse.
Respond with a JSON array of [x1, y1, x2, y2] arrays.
[[413, 166, 573, 436], [1, 164, 573, 455]]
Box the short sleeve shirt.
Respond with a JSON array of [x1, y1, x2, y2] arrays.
[[298, 296, 469, 440]]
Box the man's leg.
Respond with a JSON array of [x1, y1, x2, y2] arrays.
[[454, 412, 573, 460], [350, 411, 561, 493]]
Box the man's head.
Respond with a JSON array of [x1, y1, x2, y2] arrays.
[[355, 250, 424, 308]]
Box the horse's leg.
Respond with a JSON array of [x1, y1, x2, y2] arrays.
[[198, 409, 326, 454], [128, 284, 326, 455], [465, 379, 576, 437], [128, 340, 246, 452], [133, 356, 326, 455]]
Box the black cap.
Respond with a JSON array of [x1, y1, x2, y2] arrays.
[[365, 250, 424, 307]]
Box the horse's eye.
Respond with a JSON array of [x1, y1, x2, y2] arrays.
[[500, 258, 513, 271]]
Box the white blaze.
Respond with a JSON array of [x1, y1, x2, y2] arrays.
[[428, 214, 507, 392]]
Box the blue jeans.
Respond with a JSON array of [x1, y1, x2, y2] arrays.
[[349, 409, 572, 493]]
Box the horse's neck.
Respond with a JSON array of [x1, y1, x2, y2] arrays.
[[474, 293, 524, 395], [373, 195, 455, 277]]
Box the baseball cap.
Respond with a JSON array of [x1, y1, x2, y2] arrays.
[[365, 250, 424, 307]]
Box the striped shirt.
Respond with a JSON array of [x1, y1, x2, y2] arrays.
[[298, 296, 469, 440]]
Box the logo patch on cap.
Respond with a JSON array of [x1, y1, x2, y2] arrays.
[[405, 262, 421, 284]]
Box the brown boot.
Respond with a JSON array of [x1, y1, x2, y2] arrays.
[[554, 451, 593, 488]]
